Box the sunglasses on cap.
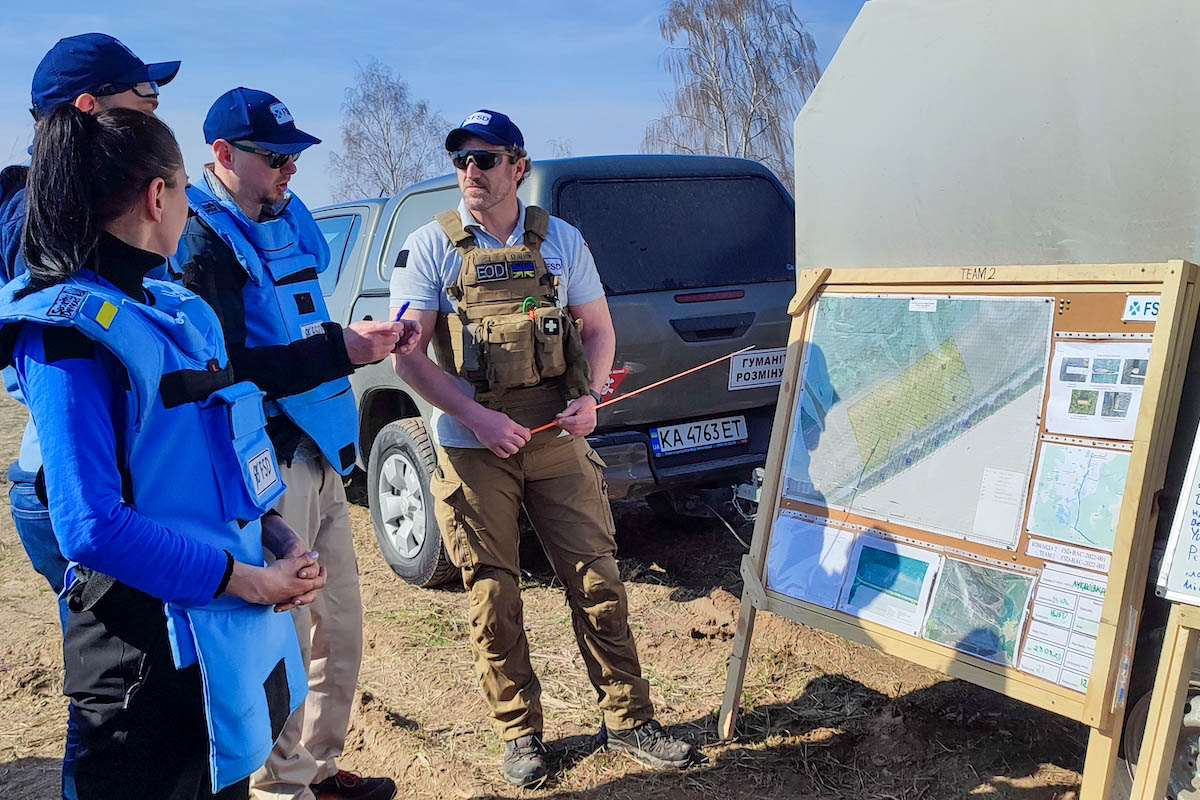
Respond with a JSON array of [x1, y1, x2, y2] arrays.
[[230, 141, 300, 170], [450, 150, 514, 171], [93, 80, 160, 99]]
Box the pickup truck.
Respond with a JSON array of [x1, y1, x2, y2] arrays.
[[312, 154, 794, 586]]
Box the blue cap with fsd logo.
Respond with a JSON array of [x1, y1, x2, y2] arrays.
[[31, 33, 180, 117], [203, 87, 321, 154], [445, 109, 524, 151]]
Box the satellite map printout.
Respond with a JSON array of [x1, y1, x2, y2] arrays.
[[922, 558, 1035, 666], [784, 294, 1054, 549]]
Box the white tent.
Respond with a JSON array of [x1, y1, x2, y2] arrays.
[[795, 0, 1200, 268]]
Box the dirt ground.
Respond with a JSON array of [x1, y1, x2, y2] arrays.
[[0, 392, 1089, 799]]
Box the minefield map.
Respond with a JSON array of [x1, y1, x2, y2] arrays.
[[784, 294, 1054, 549]]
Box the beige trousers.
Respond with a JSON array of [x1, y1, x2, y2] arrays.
[[250, 456, 363, 800], [432, 432, 653, 741]]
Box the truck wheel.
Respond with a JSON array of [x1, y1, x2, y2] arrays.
[[1114, 685, 1200, 799], [367, 418, 459, 587], [1112, 625, 1200, 799]]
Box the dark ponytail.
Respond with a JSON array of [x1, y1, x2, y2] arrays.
[[20, 104, 183, 296]]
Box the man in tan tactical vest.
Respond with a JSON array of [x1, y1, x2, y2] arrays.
[[389, 110, 695, 787]]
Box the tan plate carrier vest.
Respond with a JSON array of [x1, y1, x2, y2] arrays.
[[431, 206, 591, 429]]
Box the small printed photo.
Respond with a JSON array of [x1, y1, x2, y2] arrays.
[[1090, 358, 1121, 384], [1121, 359, 1148, 386], [1102, 391, 1132, 418], [1068, 389, 1099, 415], [1059, 357, 1089, 382]]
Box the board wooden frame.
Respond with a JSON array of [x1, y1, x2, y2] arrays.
[[720, 263, 1199, 800]]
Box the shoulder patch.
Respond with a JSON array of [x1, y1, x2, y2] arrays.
[[544, 257, 563, 276], [47, 287, 88, 319], [394, 249, 408, 269], [42, 327, 96, 363]]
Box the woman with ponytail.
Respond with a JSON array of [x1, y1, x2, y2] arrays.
[[2, 104, 324, 799]]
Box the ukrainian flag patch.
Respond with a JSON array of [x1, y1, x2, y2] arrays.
[[94, 301, 118, 330]]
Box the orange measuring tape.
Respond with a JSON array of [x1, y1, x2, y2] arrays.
[[529, 345, 757, 435]]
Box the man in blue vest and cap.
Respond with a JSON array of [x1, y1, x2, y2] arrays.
[[177, 87, 414, 800]]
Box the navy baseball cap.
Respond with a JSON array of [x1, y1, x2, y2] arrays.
[[445, 109, 524, 151], [31, 33, 180, 117], [203, 88, 321, 154]]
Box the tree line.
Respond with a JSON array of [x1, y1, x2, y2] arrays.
[[329, 0, 820, 201]]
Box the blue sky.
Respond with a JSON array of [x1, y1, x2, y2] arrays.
[[0, 1, 865, 207]]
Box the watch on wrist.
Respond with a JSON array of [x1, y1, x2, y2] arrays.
[[588, 388, 603, 404]]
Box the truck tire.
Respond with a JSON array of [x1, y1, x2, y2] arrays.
[[367, 418, 459, 587], [1112, 625, 1200, 799]]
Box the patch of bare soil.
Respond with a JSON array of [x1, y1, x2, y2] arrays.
[[0, 392, 1085, 798]]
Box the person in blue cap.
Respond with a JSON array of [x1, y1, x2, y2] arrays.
[[0, 32, 181, 797], [177, 87, 413, 800], [1, 33, 181, 605], [4, 103, 323, 800], [390, 109, 697, 787]]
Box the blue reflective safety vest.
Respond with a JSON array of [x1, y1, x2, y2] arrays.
[[182, 183, 358, 474], [0, 274, 305, 790]]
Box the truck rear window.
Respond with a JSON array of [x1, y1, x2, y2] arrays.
[[555, 176, 794, 295]]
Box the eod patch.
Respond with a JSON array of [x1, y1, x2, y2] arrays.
[[475, 262, 509, 283]]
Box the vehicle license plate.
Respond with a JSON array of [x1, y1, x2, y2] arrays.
[[650, 415, 748, 456]]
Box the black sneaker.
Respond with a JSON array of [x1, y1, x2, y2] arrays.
[[503, 734, 551, 788], [310, 770, 396, 800], [605, 720, 695, 768]]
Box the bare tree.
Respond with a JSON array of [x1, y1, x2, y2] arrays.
[[642, 0, 821, 181], [544, 137, 574, 158], [328, 59, 449, 200]]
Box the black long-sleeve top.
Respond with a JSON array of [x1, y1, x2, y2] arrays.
[[178, 213, 355, 464]]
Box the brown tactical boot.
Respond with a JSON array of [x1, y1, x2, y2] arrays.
[[605, 720, 695, 768], [503, 734, 551, 788]]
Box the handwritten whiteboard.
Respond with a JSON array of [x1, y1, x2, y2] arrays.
[[1157, 425, 1200, 604]]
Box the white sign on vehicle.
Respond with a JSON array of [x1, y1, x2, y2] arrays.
[[650, 415, 748, 456], [729, 347, 787, 390]]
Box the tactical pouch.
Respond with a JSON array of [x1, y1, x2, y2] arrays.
[[199, 382, 286, 522], [483, 314, 540, 389], [562, 317, 592, 399], [443, 314, 486, 383], [532, 307, 568, 379]]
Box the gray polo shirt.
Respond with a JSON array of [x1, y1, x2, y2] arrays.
[[390, 199, 605, 448]]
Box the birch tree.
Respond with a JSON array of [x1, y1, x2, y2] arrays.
[[642, 0, 821, 182], [329, 59, 448, 200]]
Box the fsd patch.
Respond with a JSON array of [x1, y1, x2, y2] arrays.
[[269, 102, 294, 125], [543, 257, 563, 276], [47, 287, 87, 319], [248, 448, 279, 496], [511, 262, 535, 279], [541, 316, 561, 336], [475, 262, 509, 283]]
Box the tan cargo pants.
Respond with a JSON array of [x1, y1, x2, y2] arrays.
[[251, 456, 363, 800], [432, 431, 653, 741]]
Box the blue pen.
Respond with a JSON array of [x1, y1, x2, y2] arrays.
[[394, 300, 410, 322]]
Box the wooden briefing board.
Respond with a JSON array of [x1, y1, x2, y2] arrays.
[[719, 263, 1199, 800]]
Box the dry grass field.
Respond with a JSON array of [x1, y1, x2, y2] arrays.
[[0, 391, 1089, 799]]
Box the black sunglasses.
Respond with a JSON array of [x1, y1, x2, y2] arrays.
[[93, 80, 160, 99], [450, 150, 513, 171], [231, 141, 299, 170]]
